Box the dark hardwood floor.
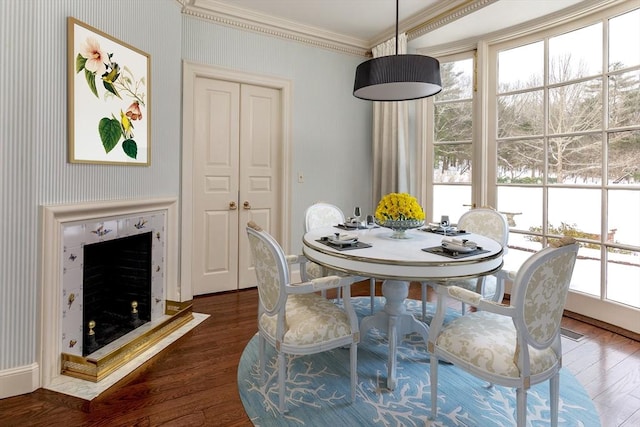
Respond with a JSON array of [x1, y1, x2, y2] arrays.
[[1, 281, 639, 427]]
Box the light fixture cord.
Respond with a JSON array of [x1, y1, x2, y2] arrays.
[[395, 0, 399, 55]]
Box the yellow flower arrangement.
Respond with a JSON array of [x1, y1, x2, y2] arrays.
[[375, 193, 425, 222]]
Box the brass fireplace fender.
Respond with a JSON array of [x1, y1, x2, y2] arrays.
[[61, 300, 194, 382]]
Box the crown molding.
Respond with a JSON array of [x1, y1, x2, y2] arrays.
[[178, 0, 496, 57], [406, 0, 498, 42], [180, 0, 370, 57], [476, 0, 624, 45], [416, 0, 625, 56], [178, 0, 622, 58]]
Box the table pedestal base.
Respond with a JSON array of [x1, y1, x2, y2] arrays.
[[360, 279, 429, 390]]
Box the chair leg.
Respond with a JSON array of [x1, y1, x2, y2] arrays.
[[494, 270, 507, 304], [369, 278, 376, 314], [421, 282, 427, 322], [550, 373, 560, 426], [430, 355, 439, 419], [350, 343, 358, 402], [259, 334, 266, 382], [516, 387, 527, 427], [278, 351, 286, 413]]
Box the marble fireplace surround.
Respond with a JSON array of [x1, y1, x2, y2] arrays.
[[40, 197, 184, 390]]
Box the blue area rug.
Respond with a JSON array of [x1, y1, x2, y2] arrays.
[[238, 297, 600, 426]]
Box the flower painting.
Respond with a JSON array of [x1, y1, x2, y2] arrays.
[[68, 17, 150, 165]]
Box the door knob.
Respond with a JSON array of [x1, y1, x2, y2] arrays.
[[229, 201, 237, 210], [243, 201, 251, 210]]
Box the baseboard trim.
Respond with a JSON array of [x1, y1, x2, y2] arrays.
[[0, 363, 40, 399], [563, 309, 640, 342]]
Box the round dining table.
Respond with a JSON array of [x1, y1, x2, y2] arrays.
[[302, 225, 504, 390]]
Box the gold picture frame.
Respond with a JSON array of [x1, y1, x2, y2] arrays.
[[68, 17, 151, 165]]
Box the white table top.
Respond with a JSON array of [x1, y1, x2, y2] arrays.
[[302, 226, 504, 281]]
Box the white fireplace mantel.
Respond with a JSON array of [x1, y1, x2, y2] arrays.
[[39, 197, 184, 388]]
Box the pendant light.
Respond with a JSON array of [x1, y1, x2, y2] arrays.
[[353, 0, 442, 101]]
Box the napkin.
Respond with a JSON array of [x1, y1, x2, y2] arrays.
[[333, 233, 357, 241], [441, 236, 477, 251]]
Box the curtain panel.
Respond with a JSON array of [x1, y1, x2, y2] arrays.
[[371, 33, 410, 203]]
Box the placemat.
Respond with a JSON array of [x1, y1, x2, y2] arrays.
[[316, 239, 372, 251], [422, 246, 489, 259], [335, 224, 379, 230], [420, 228, 469, 236]]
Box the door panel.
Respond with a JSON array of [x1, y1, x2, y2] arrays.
[[193, 78, 240, 294], [238, 85, 282, 289], [192, 78, 282, 294], [204, 211, 231, 272]]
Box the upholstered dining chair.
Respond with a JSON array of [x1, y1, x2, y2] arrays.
[[246, 221, 360, 413], [428, 237, 579, 427], [304, 202, 378, 313], [421, 207, 510, 320]]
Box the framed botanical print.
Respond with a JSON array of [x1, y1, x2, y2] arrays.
[[68, 17, 151, 165]]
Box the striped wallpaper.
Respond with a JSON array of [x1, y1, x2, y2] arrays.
[[0, 0, 182, 371]]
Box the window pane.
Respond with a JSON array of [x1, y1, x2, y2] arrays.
[[497, 139, 544, 183], [498, 41, 543, 92], [548, 135, 602, 184], [549, 79, 602, 133], [572, 248, 601, 297], [437, 59, 473, 101], [503, 238, 543, 272], [435, 102, 472, 141], [607, 249, 640, 308], [549, 23, 602, 84], [432, 184, 471, 224], [609, 9, 640, 70], [608, 130, 640, 184], [497, 186, 542, 231], [609, 70, 640, 128], [548, 188, 601, 239], [608, 189, 640, 247], [433, 143, 472, 183], [497, 90, 543, 137]]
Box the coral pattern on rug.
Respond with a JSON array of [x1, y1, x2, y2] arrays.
[[238, 297, 600, 427]]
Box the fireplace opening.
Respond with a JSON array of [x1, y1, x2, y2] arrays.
[[82, 232, 152, 356]]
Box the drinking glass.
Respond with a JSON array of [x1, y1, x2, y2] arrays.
[[440, 215, 450, 235]]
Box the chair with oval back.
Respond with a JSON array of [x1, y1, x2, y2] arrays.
[[304, 202, 378, 313], [421, 207, 510, 319], [246, 221, 360, 413], [428, 238, 579, 426]]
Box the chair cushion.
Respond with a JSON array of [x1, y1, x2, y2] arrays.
[[260, 293, 353, 346], [436, 311, 559, 378]]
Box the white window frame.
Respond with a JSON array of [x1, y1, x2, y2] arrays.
[[416, 1, 640, 334], [486, 2, 639, 333]]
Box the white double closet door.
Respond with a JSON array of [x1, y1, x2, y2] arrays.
[[191, 77, 282, 295]]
